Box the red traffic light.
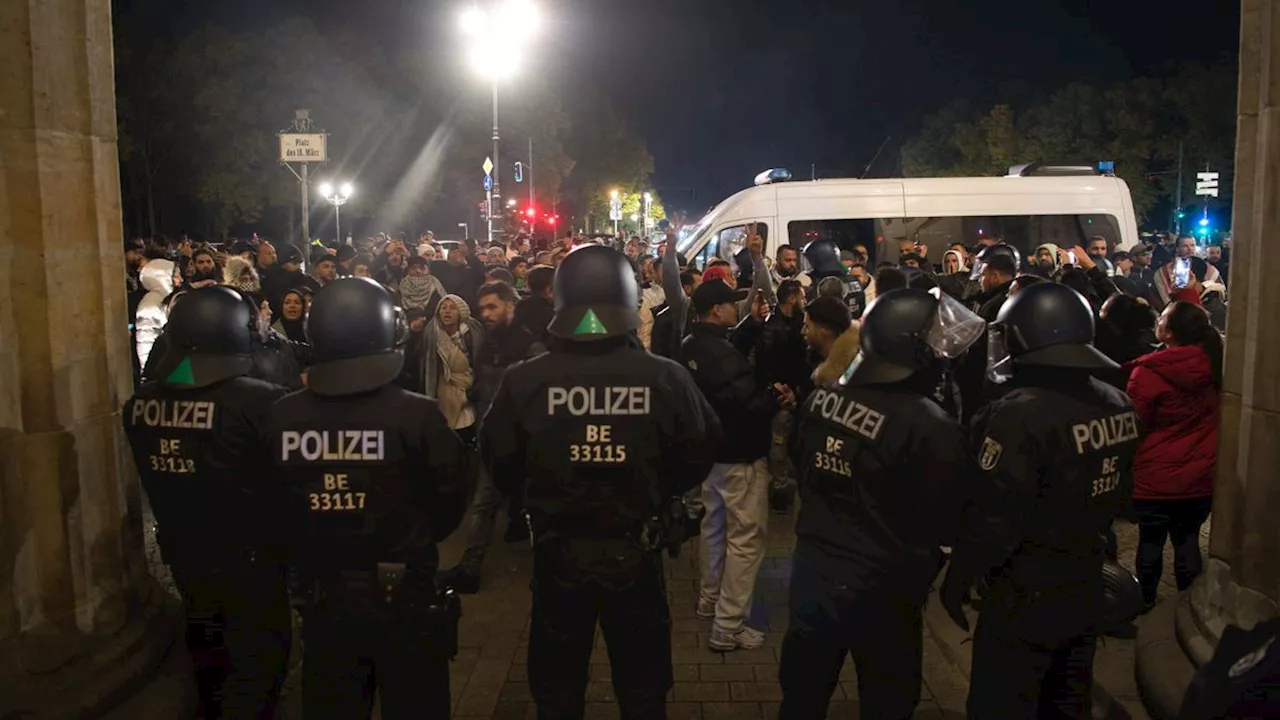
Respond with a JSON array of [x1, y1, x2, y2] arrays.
[[525, 207, 536, 218]]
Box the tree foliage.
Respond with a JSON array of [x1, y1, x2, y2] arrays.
[[114, 15, 655, 242], [899, 65, 1237, 224]]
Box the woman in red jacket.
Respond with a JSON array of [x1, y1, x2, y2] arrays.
[[1126, 301, 1223, 608]]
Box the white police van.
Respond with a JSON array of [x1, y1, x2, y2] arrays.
[[676, 164, 1141, 270]]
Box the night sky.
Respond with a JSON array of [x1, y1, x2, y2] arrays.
[[123, 0, 1242, 213]]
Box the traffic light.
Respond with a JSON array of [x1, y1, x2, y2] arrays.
[[513, 162, 524, 183], [526, 207, 536, 219]]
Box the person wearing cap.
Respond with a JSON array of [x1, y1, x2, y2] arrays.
[[334, 244, 358, 277], [123, 286, 293, 718], [1129, 244, 1156, 297], [311, 253, 338, 287], [263, 278, 470, 718], [480, 244, 720, 719], [780, 288, 978, 719], [941, 282, 1142, 719], [682, 278, 797, 652]]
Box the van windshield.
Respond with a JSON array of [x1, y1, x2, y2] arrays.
[[676, 210, 722, 255]]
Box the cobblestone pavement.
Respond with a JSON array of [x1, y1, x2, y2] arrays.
[[144, 502, 1211, 719]]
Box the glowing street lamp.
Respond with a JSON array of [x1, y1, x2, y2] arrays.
[[459, 1, 543, 246], [317, 181, 353, 246]]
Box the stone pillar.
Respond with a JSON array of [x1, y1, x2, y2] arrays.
[[1137, 1, 1280, 716], [0, 0, 189, 716]]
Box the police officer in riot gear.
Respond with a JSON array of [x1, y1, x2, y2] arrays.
[[263, 278, 470, 719], [802, 238, 865, 318], [480, 245, 722, 719], [780, 288, 982, 720], [123, 286, 292, 719], [941, 282, 1142, 719]]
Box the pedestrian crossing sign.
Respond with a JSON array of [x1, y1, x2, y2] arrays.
[[574, 309, 607, 336], [166, 357, 195, 385]]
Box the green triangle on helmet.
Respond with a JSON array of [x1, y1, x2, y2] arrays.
[[165, 357, 196, 386], [574, 309, 608, 336]]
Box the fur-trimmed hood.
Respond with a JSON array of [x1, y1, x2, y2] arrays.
[[812, 326, 861, 385], [224, 256, 261, 293]]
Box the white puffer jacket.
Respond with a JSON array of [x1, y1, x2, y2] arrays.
[[135, 259, 176, 370]]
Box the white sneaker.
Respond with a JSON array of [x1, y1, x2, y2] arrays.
[[695, 597, 717, 620], [708, 625, 765, 652]]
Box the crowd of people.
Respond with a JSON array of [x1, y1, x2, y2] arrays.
[[121, 220, 1233, 719]]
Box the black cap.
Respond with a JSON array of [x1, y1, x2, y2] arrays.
[[150, 286, 255, 388], [691, 279, 748, 315], [311, 250, 335, 267], [337, 245, 358, 262], [277, 243, 303, 267], [406, 254, 429, 268], [547, 244, 641, 340], [305, 278, 406, 395]]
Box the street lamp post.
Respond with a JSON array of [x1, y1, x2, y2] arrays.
[[611, 189, 620, 235], [458, 222, 470, 241], [317, 181, 353, 246], [461, 1, 541, 247], [643, 192, 652, 235]]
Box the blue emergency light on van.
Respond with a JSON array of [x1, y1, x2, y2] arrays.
[[1098, 160, 1116, 175], [754, 168, 793, 186]]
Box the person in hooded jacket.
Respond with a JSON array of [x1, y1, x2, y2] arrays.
[[271, 288, 310, 344], [420, 294, 484, 444], [136, 257, 181, 371], [224, 256, 262, 295], [1125, 300, 1222, 609]]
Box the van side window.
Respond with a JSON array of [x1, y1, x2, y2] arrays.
[[787, 219, 880, 266], [884, 214, 1121, 264], [716, 224, 769, 263]]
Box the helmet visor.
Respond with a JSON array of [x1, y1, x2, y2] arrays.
[[986, 322, 1014, 384], [924, 288, 986, 359]]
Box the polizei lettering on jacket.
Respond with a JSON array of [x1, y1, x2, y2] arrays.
[[547, 386, 651, 416], [1071, 411, 1140, 455], [130, 399, 216, 430], [280, 430, 386, 462], [807, 389, 886, 442]]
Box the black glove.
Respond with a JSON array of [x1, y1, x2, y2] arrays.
[[940, 568, 974, 632]]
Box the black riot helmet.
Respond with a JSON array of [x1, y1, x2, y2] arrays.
[[802, 239, 844, 277], [841, 289, 939, 386], [305, 277, 407, 395], [1101, 560, 1145, 629], [842, 287, 986, 387], [968, 242, 1021, 281], [151, 286, 256, 388], [992, 282, 1117, 370], [547, 244, 640, 341]]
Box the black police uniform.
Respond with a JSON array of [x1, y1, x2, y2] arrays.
[[122, 286, 292, 719], [264, 278, 470, 720], [779, 289, 971, 720], [480, 245, 722, 720], [943, 283, 1141, 719]]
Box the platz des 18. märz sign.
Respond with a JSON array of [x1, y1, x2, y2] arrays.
[[279, 133, 328, 163]]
